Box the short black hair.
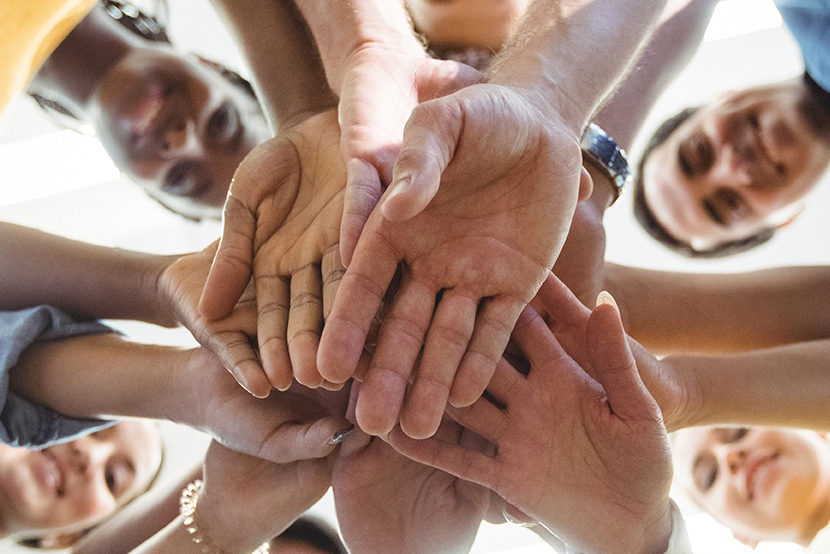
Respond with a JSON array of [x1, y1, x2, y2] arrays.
[[632, 106, 776, 258]]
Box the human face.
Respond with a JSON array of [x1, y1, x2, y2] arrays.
[[643, 82, 830, 250], [270, 538, 332, 554], [673, 426, 830, 545], [0, 421, 162, 539], [406, 0, 531, 52], [90, 46, 270, 217]]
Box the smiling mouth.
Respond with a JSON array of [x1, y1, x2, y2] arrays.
[[39, 451, 66, 496], [746, 452, 778, 502], [129, 85, 168, 147]]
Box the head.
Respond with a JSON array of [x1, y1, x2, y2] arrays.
[[36, 1, 270, 220], [269, 517, 347, 554], [672, 426, 830, 547], [635, 80, 830, 256], [0, 421, 163, 548]]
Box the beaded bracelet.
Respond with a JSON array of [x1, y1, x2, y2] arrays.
[[179, 479, 270, 554]]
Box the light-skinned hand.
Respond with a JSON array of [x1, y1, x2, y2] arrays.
[[319, 84, 588, 439], [389, 284, 674, 554]]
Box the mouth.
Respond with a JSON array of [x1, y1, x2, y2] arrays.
[[750, 118, 786, 181], [745, 451, 778, 502], [36, 450, 66, 496]]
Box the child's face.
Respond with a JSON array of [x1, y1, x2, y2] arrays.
[[0, 421, 162, 540], [673, 426, 830, 545]]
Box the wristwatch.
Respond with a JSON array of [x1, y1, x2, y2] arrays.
[[580, 123, 630, 205]]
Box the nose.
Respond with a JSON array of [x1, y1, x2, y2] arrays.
[[708, 147, 753, 189], [722, 445, 747, 474], [70, 439, 110, 477], [161, 117, 201, 156]]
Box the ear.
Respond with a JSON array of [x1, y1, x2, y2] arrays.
[[36, 531, 87, 550], [731, 530, 760, 549]]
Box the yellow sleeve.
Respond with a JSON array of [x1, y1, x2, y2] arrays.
[[0, 0, 97, 117]]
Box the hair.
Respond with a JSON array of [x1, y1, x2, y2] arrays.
[[632, 106, 776, 258], [275, 517, 347, 554]]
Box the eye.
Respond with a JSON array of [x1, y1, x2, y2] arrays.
[[703, 464, 718, 492], [725, 427, 749, 443], [104, 460, 134, 499], [206, 101, 241, 147], [163, 161, 206, 198]]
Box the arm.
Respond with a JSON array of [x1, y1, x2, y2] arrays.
[[9, 335, 351, 462], [0, 222, 176, 327], [593, 0, 718, 150], [73, 465, 201, 554], [210, 0, 335, 129], [604, 263, 830, 354]]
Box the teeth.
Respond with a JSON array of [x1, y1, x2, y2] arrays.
[[135, 95, 163, 135]]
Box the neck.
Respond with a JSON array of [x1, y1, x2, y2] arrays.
[[800, 497, 830, 547], [28, 6, 139, 116]]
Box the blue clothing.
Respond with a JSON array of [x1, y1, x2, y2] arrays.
[[776, 0, 830, 93], [0, 306, 113, 448]]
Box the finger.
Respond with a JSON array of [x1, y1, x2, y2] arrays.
[[388, 425, 500, 491], [587, 293, 661, 422], [355, 275, 435, 436], [322, 244, 345, 321], [381, 99, 463, 222], [483, 357, 525, 408], [510, 304, 570, 370], [400, 291, 477, 439], [577, 165, 593, 201], [318, 228, 399, 384], [200, 195, 255, 319], [256, 416, 353, 463], [450, 296, 524, 408], [340, 158, 383, 267], [532, 272, 591, 332], [444, 399, 508, 446], [288, 265, 325, 388], [206, 331, 270, 399], [256, 274, 293, 391]]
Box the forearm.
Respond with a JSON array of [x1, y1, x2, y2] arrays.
[[667, 339, 830, 431], [0, 222, 177, 327], [9, 334, 191, 423], [292, 0, 425, 91], [488, 0, 668, 133], [74, 465, 201, 554], [594, 0, 718, 149], [210, 0, 336, 129], [605, 263, 830, 354]]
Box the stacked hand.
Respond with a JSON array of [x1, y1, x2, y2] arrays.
[[390, 281, 675, 554], [200, 110, 348, 394], [319, 84, 587, 440]]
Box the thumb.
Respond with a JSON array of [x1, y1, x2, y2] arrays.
[[257, 416, 354, 463], [381, 98, 463, 221], [586, 292, 660, 422]]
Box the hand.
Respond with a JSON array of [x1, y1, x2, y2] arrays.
[[198, 440, 334, 553], [337, 45, 484, 264], [333, 383, 488, 554], [177, 348, 351, 464], [390, 284, 674, 554], [532, 275, 698, 433], [200, 110, 347, 392], [319, 84, 586, 439], [157, 241, 265, 397]]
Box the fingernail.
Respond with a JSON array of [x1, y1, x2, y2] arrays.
[[327, 427, 354, 445], [502, 509, 537, 527], [386, 175, 411, 198], [596, 290, 619, 312]]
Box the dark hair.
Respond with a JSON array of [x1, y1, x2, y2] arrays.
[[632, 106, 776, 258], [274, 516, 347, 554]]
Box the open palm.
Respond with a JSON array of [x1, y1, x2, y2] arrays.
[[320, 84, 584, 439]]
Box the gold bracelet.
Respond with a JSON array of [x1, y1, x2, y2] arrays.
[[179, 479, 270, 554]]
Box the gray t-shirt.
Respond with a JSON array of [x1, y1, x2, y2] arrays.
[[0, 306, 114, 448]]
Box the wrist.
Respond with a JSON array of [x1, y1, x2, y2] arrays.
[[144, 253, 180, 328], [659, 356, 705, 432]]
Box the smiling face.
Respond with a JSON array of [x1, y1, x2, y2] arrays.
[[642, 82, 830, 250], [0, 421, 162, 541], [673, 426, 830, 545], [90, 46, 269, 218]]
